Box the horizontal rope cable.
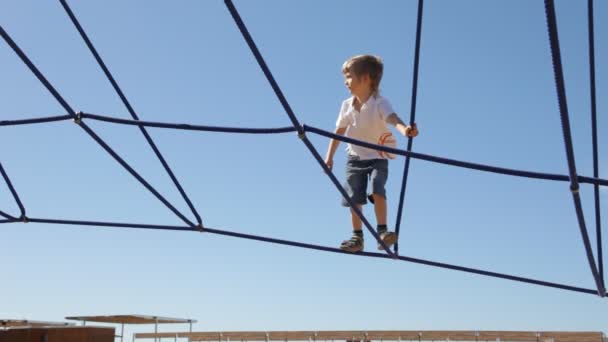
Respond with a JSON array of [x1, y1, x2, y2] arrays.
[[304, 125, 608, 187], [82, 113, 297, 134], [59, 0, 203, 226], [6, 216, 599, 296], [0, 219, 16, 224], [28, 217, 193, 232], [5, 113, 607, 187], [0, 115, 72, 127], [7, 113, 606, 187]]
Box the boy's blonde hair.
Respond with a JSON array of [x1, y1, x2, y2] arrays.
[[342, 55, 384, 95]]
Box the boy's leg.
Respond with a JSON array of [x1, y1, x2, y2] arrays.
[[341, 204, 364, 252], [370, 159, 389, 226], [341, 157, 367, 253], [350, 204, 363, 231], [370, 160, 397, 249], [371, 194, 387, 226]]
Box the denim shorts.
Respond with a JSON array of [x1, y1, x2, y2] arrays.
[[341, 155, 388, 206]]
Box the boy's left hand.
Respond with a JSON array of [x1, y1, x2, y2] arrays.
[[401, 123, 419, 138]]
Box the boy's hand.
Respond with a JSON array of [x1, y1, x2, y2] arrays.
[[404, 123, 419, 138], [324, 158, 334, 172]]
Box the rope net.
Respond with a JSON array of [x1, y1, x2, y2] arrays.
[[0, 0, 605, 297]]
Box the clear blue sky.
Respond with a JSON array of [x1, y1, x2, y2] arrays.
[[1, 0, 607, 339]]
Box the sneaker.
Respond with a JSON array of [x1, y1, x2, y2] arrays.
[[377, 231, 397, 250], [340, 236, 364, 253]]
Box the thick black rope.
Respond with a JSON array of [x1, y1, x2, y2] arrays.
[[0, 2, 606, 297], [0, 114, 72, 126], [543, 0, 605, 296], [394, 0, 424, 255], [28, 217, 190, 232], [0, 210, 17, 220], [305, 125, 608, 187], [223, 0, 395, 256], [0, 217, 603, 297], [0, 161, 26, 219], [5, 113, 608, 187], [587, 0, 604, 289], [59, 0, 203, 227], [82, 113, 297, 134]]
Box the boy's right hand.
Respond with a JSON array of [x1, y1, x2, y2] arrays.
[[324, 158, 333, 172]]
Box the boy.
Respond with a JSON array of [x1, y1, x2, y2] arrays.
[[324, 55, 419, 253]]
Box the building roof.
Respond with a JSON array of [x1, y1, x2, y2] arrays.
[[65, 315, 196, 325]]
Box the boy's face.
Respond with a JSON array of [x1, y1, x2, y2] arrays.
[[344, 71, 371, 98]]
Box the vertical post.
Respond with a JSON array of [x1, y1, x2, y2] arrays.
[[155, 318, 159, 342]]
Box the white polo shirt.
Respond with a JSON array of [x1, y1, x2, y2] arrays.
[[336, 95, 395, 160]]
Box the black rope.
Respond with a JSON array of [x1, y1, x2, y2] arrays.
[[59, 0, 203, 227], [0, 210, 17, 220], [82, 113, 297, 134], [1, 217, 604, 297], [0, 2, 606, 298], [204, 225, 602, 296], [4, 113, 608, 187], [587, 0, 604, 289], [5, 111, 608, 186], [305, 125, 608, 187], [394, 0, 424, 255], [0, 161, 26, 218], [28, 217, 192, 232], [0, 114, 72, 127], [543, 0, 605, 296]]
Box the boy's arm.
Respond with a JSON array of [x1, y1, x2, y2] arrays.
[[386, 113, 418, 138], [324, 126, 347, 171]]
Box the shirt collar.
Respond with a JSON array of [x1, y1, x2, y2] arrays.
[[349, 94, 378, 109]]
